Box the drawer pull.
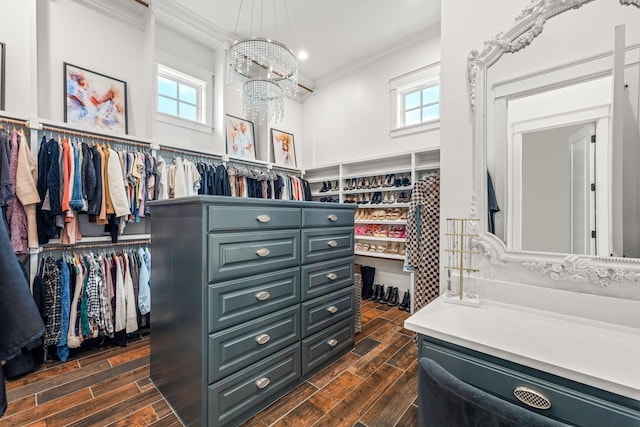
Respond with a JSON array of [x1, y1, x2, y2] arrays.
[[255, 291, 271, 301], [255, 334, 271, 345], [327, 214, 338, 222], [327, 240, 338, 247], [513, 387, 551, 410], [256, 214, 271, 223], [255, 377, 271, 389], [256, 248, 271, 257], [326, 273, 338, 280], [327, 338, 338, 347], [326, 306, 338, 314]]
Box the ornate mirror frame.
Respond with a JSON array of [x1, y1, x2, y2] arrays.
[[467, 0, 640, 287]]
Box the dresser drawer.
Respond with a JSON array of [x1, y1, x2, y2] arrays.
[[208, 344, 301, 427], [208, 205, 300, 231], [301, 287, 354, 338], [301, 227, 354, 264], [208, 268, 300, 333], [421, 337, 640, 427], [301, 317, 354, 376], [302, 207, 355, 228], [301, 257, 354, 301], [208, 230, 300, 282], [208, 306, 300, 383]]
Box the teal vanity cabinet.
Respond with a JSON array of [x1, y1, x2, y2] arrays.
[[150, 196, 355, 426]]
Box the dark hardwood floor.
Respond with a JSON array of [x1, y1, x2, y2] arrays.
[[1, 299, 417, 427]]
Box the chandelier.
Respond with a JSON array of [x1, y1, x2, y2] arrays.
[[227, 1, 298, 123]]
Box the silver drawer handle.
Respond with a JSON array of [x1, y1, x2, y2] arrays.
[[327, 240, 338, 247], [326, 306, 338, 314], [327, 214, 338, 222], [255, 334, 271, 345], [256, 214, 271, 223], [513, 387, 551, 410], [256, 248, 271, 257], [255, 291, 271, 301], [326, 273, 338, 280], [327, 338, 338, 347], [255, 377, 271, 389]]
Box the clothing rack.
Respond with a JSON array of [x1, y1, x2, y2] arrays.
[[40, 123, 151, 150], [40, 238, 150, 252], [158, 144, 222, 161], [0, 115, 29, 128], [271, 164, 303, 176]]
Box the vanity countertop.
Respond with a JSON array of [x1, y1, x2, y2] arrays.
[[405, 297, 640, 401]]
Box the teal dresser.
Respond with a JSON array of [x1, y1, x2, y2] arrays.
[[149, 196, 356, 426]]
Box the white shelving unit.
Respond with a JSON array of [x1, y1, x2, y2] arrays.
[[304, 148, 440, 311]]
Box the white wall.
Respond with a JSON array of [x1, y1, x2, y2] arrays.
[[36, 0, 149, 137], [302, 36, 441, 168], [0, 0, 37, 117]]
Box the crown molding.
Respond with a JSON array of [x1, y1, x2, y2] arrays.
[[153, 0, 232, 48], [73, 0, 149, 27]]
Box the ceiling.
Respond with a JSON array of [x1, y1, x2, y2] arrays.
[[173, 0, 441, 85]]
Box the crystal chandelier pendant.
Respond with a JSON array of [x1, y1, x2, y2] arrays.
[[227, 37, 298, 123]]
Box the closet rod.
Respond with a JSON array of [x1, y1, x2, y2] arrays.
[[158, 144, 222, 160], [40, 124, 151, 149], [41, 238, 150, 252], [227, 157, 269, 169], [0, 116, 29, 128], [133, 0, 150, 7]]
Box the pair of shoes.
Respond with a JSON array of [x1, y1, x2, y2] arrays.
[[382, 174, 396, 187], [319, 181, 333, 192], [397, 191, 410, 203], [398, 291, 410, 311], [369, 192, 383, 204], [380, 286, 399, 306]]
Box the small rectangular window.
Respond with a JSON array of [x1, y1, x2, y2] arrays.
[[157, 64, 205, 123], [402, 83, 440, 127]]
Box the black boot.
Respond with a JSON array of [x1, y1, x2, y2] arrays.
[[361, 266, 375, 300], [387, 287, 399, 306], [380, 286, 392, 304], [319, 181, 328, 193], [374, 285, 385, 302], [398, 291, 410, 310], [367, 284, 380, 301]]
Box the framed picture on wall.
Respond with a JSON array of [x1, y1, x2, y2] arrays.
[[271, 128, 296, 168], [64, 63, 128, 134], [225, 114, 256, 160], [0, 42, 5, 111]]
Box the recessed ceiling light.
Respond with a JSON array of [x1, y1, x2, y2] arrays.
[[298, 50, 308, 60]]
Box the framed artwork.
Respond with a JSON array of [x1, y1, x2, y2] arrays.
[[0, 42, 5, 111], [225, 114, 256, 160], [271, 128, 296, 168], [64, 63, 128, 134]]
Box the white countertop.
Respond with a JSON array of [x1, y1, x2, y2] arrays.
[[405, 297, 640, 401]]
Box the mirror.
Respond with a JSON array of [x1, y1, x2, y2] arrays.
[[468, 0, 640, 285]]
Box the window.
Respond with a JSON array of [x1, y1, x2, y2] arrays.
[[389, 63, 441, 137], [157, 64, 205, 123], [402, 83, 440, 126]]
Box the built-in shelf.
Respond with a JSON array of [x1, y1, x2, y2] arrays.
[[355, 220, 407, 225], [355, 236, 406, 243], [355, 251, 405, 260], [354, 203, 410, 209], [343, 185, 413, 195]]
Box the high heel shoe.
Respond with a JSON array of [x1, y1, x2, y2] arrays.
[[402, 174, 411, 187], [319, 181, 328, 193], [382, 192, 389, 204], [388, 192, 395, 204]]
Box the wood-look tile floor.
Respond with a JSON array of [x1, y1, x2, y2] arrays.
[[2, 299, 417, 427]]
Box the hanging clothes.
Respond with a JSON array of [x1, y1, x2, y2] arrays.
[[15, 129, 40, 249], [6, 130, 29, 254], [405, 171, 440, 310]]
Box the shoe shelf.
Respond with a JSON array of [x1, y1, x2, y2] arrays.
[[342, 185, 413, 195], [355, 220, 407, 225], [355, 251, 405, 261], [355, 236, 406, 243], [354, 203, 409, 209], [311, 190, 340, 197]]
